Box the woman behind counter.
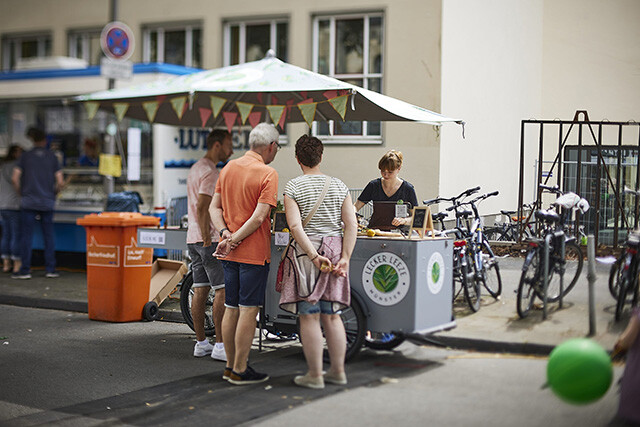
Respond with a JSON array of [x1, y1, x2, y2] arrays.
[[354, 149, 418, 227]]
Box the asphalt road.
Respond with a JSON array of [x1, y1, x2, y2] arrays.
[[0, 304, 628, 427]]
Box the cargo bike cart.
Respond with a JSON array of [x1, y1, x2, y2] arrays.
[[80, 52, 462, 359]]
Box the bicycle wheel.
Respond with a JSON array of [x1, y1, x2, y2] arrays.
[[517, 249, 539, 318], [323, 291, 367, 362], [451, 247, 466, 303], [464, 251, 481, 312], [364, 332, 406, 350], [179, 271, 216, 337], [484, 227, 506, 242], [608, 254, 625, 300], [615, 276, 629, 322], [480, 240, 502, 298], [546, 240, 583, 301]]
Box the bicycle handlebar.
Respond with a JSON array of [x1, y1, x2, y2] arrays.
[[422, 186, 481, 205], [539, 184, 561, 195], [624, 186, 640, 197]]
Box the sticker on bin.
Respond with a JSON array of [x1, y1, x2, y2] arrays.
[[86, 236, 120, 267], [124, 238, 154, 267], [139, 230, 166, 245]]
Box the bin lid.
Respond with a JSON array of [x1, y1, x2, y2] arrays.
[[76, 212, 161, 227]]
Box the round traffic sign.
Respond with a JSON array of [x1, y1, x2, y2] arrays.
[[101, 21, 135, 61]]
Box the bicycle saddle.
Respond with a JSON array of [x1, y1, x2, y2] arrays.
[[432, 212, 448, 221], [535, 209, 560, 224], [456, 209, 473, 219], [500, 210, 516, 216]]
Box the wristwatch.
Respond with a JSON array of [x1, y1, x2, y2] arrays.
[[219, 228, 228, 238]]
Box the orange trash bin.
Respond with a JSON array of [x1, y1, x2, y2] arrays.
[[77, 212, 160, 322]]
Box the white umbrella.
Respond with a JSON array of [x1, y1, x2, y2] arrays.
[[77, 51, 462, 130]]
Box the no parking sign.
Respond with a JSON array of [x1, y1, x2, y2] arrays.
[[101, 21, 135, 60]]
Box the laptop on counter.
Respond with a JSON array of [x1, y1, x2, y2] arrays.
[[367, 201, 412, 231]]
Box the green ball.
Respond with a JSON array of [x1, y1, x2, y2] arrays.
[[547, 338, 613, 404]]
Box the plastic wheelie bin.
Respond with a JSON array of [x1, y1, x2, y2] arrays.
[[77, 212, 160, 322]]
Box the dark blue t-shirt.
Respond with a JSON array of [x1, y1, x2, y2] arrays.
[[357, 178, 418, 208], [17, 147, 60, 211]]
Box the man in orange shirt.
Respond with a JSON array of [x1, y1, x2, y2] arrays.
[[212, 123, 280, 385]]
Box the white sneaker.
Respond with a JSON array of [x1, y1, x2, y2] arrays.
[[193, 341, 214, 357], [211, 344, 227, 362]]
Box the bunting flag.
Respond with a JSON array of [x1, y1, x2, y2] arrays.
[[170, 96, 187, 119], [266, 105, 285, 128], [256, 93, 263, 105], [84, 102, 99, 120], [297, 102, 317, 128], [209, 96, 226, 118], [236, 102, 254, 124], [142, 101, 160, 123], [248, 111, 261, 128], [199, 108, 212, 127], [323, 90, 338, 100], [223, 112, 238, 133], [329, 95, 349, 120], [113, 103, 129, 122]]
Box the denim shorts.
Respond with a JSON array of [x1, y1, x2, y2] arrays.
[[221, 260, 270, 308], [297, 300, 339, 315], [187, 242, 225, 290]]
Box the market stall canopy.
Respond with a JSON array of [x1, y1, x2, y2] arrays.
[[77, 51, 462, 131]]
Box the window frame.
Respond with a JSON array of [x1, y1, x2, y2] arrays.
[[222, 17, 289, 66], [311, 12, 384, 144], [2, 32, 52, 71], [142, 22, 202, 68], [67, 28, 102, 66]]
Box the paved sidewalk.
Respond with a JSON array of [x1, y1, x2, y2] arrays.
[[0, 256, 627, 355]]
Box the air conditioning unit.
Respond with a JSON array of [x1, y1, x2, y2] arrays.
[[15, 56, 88, 70]]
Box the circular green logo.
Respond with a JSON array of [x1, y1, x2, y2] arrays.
[[373, 265, 399, 293], [431, 262, 440, 284]]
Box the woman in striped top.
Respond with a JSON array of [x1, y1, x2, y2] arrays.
[[280, 135, 357, 389]]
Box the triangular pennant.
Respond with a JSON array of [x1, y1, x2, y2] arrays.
[[329, 95, 349, 121], [170, 96, 187, 119], [199, 108, 212, 128], [156, 95, 166, 103], [299, 91, 307, 99], [113, 103, 129, 122], [271, 95, 279, 105], [323, 90, 338, 100], [84, 102, 99, 120], [256, 93, 263, 105], [209, 96, 226, 118], [297, 102, 317, 128], [223, 112, 238, 133], [236, 102, 254, 125], [248, 111, 261, 128], [266, 105, 285, 128], [142, 101, 160, 123]]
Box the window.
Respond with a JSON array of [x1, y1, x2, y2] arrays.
[[68, 29, 102, 66], [143, 23, 202, 68], [1, 33, 52, 71], [313, 13, 383, 141], [223, 19, 288, 66]]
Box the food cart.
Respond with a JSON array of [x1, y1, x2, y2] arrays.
[[138, 226, 455, 360]]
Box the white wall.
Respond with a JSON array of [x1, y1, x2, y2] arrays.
[[440, 0, 544, 215]]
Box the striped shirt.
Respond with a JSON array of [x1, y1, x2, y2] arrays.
[[284, 174, 349, 237]]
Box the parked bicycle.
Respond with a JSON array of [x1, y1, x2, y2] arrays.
[[516, 185, 588, 318], [484, 203, 535, 242], [426, 186, 502, 312], [612, 187, 640, 321]]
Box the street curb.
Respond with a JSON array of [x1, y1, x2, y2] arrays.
[[406, 333, 556, 356], [0, 295, 184, 324], [0, 294, 557, 355]]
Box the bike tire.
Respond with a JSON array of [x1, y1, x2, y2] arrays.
[[464, 251, 481, 312], [364, 332, 406, 350], [179, 271, 216, 337], [484, 227, 506, 242], [608, 254, 625, 300], [480, 240, 502, 298], [545, 240, 583, 302], [323, 290, 367, 363], [517, 249, 539, 318], [615, 276, 629, 322]]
